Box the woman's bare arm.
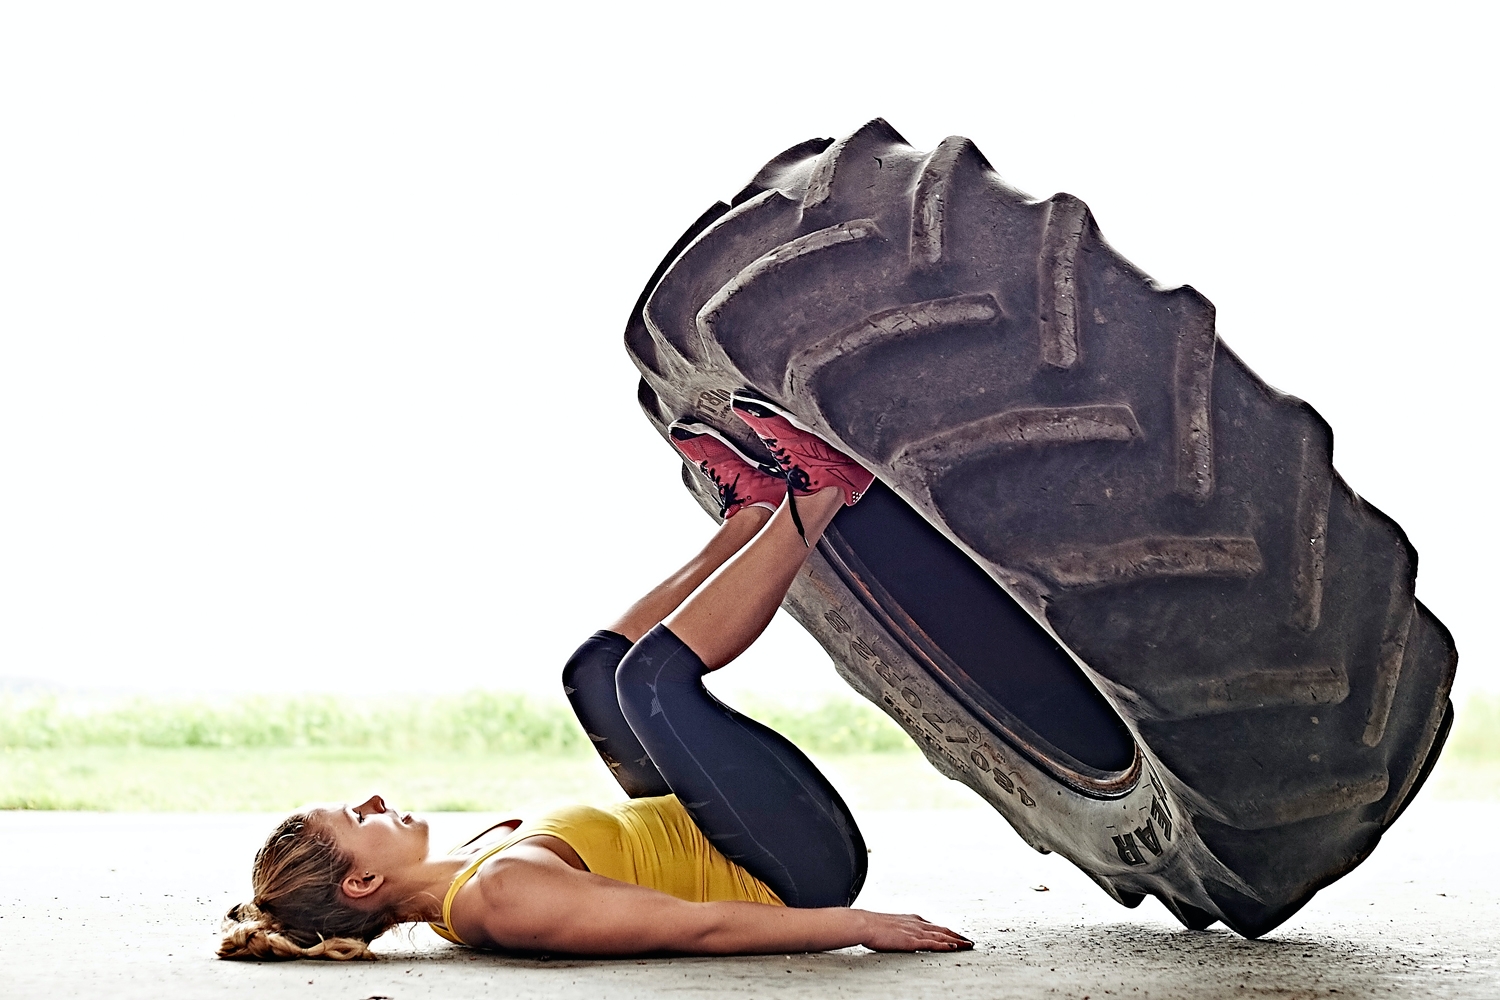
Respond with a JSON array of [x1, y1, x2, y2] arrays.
[[451, 845, 972, 956]]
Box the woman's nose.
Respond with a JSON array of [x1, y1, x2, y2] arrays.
[[355, 794, 386, 816]]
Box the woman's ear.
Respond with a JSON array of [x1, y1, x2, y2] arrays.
[[341, 871, 385, 900]]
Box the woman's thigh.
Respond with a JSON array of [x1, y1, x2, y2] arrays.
[[561, 630, 672, 799], [614, 623, 867, 908]]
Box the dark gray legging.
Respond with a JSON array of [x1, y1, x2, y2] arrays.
[[561, 624, 867, 908]]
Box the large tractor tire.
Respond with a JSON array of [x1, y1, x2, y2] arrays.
[[623, 120, 1457, 938]]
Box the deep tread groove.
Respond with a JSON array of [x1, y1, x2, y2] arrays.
[[1384, 699, 1453, 827], [1037, 193, 1089, 368], [1027, 536, 1263, 591], [802, 119, 908, 211], [636, 378, 669, 425], [1382, 617, 1455, 826], [785, 293, 1001, 395], [1363, 556, 1415, 747], [1171, 289, 1217, 501], [732, 137, 835, 207], [644, 189, 798, 364], [911, 137, 987, 269], [897, 405, 1141, 465], [627, 201, 732, 375], [1291, 430, 1333, 632], [1163, 899, 1219, 931], [696, 219, 884, 345]]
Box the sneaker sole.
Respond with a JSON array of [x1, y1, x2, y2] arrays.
[[668, 418, 779, 476], [728, 389, 825, 438]]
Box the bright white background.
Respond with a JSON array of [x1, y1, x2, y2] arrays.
[[1, 3, 1494, 702]]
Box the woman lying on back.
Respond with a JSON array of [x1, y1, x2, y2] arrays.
[[219, 393, 973, 959]]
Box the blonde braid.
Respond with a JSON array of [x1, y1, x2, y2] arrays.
[[218, 902, 376, 961]]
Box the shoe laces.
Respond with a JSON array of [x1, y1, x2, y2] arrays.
[[759, 437, 814, 547], [698, 461, 748, 517], [774, 448, 813, 493]]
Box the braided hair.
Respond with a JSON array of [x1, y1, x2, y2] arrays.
[[218, 812, 402, 961]]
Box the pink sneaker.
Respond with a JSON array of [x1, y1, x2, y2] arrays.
[[668, 419, 786, 519], [729, 391, 875, 507]]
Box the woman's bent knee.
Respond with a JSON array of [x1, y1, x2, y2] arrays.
[[614, 624, 705, 716], [562, 630, 633, 690]]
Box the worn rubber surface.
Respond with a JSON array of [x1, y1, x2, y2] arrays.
[[623, 120, 1458, 938]]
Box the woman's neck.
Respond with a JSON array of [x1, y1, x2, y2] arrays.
[[382, 819, 522, 922], [387, 856, 472, 923]]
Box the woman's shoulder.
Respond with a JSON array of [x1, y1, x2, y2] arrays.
[[446, 831, 587, 947]]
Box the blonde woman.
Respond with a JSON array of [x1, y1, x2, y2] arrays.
[[220, 393, 973, 960]]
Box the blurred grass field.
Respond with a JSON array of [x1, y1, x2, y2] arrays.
[[1, 691, 1495, 812]]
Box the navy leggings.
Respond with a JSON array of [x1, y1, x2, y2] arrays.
[[561, 625, 866, 908]]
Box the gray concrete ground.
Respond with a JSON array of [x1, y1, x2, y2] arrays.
[[1, 799, 1495, 999]]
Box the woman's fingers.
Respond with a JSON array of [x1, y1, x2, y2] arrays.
[[910, 915, 973, 949], [861, 911, 974, 952], [918, 931, 973, 951]]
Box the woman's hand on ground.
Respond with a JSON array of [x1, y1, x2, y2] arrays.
[[857, 910, 974, 952]]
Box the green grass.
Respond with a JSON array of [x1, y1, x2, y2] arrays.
[[0, 745, 978, 813], [0, 691, 910, 755], [0, 746, 621, 812], [0, 692, 588, 754], [0, 690, 943, 812], [0, 692, 1495, 812], [1422, 693, 1500, 801], [1445, 693, 1500, 760]]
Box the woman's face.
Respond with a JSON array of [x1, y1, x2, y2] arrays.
[[312, 794, 430, 890]]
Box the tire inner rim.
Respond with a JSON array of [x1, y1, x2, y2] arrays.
[[820, 481, 1140, 796]]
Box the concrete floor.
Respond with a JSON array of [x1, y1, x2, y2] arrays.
[[1, 800, 1495, 999]]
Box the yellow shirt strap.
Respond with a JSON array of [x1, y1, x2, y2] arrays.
[[428, 847, 501, 946]]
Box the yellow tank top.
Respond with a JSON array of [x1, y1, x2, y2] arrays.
[[429, 794, 783, 945]]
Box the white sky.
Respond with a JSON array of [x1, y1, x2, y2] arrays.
[[1, 2, 1495, 704]]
